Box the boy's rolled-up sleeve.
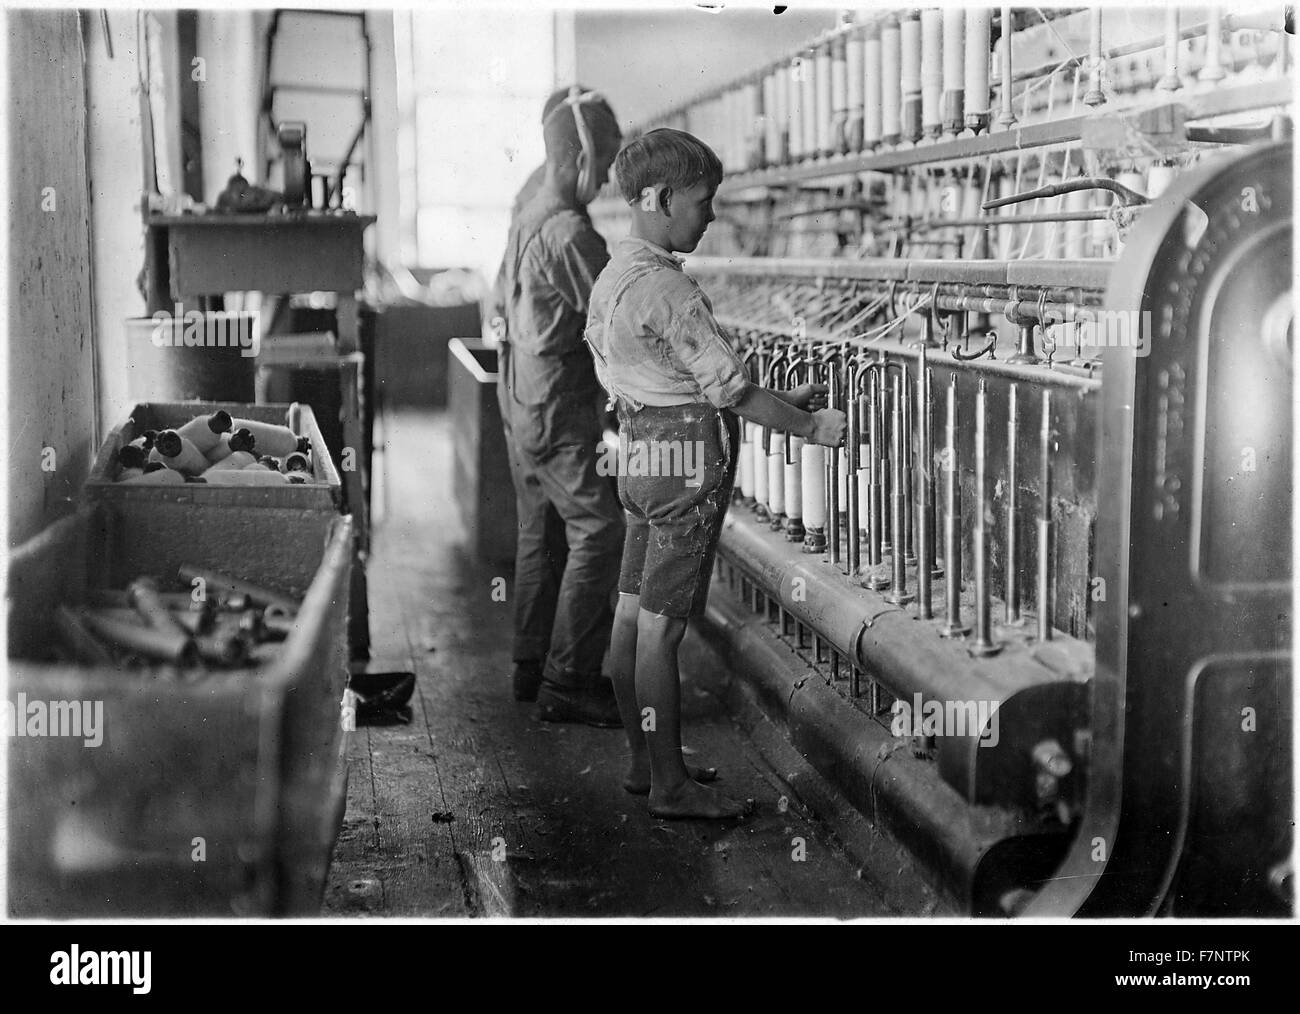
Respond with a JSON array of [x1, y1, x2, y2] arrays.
[[663, 289, 750, 409]]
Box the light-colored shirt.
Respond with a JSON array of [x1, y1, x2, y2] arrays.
[[584, 237, 749, 411]]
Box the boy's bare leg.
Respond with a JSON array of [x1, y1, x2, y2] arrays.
[[609, 592, 644, 761], [613, 594, 719, 793], [635, 609, 746, 819]]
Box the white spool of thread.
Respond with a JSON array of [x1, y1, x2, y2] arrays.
[[773, 65, 790, 165], [864, 21, 883, 148], [814, 43, 832, 156], [801, 47, 818, 158], [965, 8, 992, 128], [846, 27, 864, 151], [857, 446, 870, 534], [768, 433, 786, 516], [881, 16, 902, 144], [785, 436, 804, 521], [943, 7, 965, 134], [901, 11, 923, 142], [802, 443, 827, 529], [739, 422, 754, 499], [763, 71, 780, 167], [837, 446, 848, 503], [788, 58, 805, 162], [921, 8, 944, 138], [1146, 161, 1178, 198], [753, 427, 769, 508]]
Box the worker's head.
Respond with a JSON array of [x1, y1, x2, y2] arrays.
[[542, 85, 621, 206], [615, 128, 722, 253]]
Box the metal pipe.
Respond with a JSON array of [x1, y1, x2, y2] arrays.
[[1036, 388, 1054, 642], [940, 374, 970, 637], [901, 361, 916, 565], [845, 360, 862, 576], [915, 350, 933, 617], [864, 368, 888, 588], [970, 378, 1001, 655], [825, 351, 843, 566], [996, 7, 1016, 129], [1005, 382, 1022, 626], [886, 373, 914, 605], [901, 10, 924, 143]]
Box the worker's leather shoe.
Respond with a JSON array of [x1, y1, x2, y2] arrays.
[[512, 661, 544, 702], [537, 679, 622, 728]]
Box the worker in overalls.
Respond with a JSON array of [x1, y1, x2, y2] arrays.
[[491, 87, 624, 726]]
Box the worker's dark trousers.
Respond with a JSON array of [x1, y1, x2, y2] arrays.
[[497, 348, 624, 690]]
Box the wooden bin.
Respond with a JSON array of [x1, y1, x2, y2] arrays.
[[85, 400, 342, 513], [6, 502, 353, 917], [448, 338, 517, 565]]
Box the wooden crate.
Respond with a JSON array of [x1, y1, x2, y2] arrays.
[[85, 400, 342, 513], [448, 338, 517, 565], [6, 502, 353, 917]]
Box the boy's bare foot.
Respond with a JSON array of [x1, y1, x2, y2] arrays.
[[648, 778, 750, 820], [623, 762, 718, 796]]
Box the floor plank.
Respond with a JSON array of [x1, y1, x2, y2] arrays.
[[324, 410, 901, 919]]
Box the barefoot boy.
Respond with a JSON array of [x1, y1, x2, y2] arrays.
[[584, 129, 847, 818]]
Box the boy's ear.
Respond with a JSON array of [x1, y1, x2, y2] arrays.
[[659, 185, 674, 216], [638, 183, 669, 214]]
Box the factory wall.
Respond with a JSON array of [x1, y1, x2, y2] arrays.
[[6, 10, 98, 548]]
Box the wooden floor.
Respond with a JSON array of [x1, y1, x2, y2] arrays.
[[324, 410, 897, 919]]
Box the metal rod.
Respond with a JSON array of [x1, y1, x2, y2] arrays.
[[826, 354, 842, 566], [902, 362, 916, 565], [886, 373, 914, 605], [970, 378, 1001, 655], [915, 352, 932, 618], [1037, 388, 1054, 642], [845, 363, 861, 576], [1005, 382, 1022, 626], [865, 369, 888, 588], [941, 374, 970, 637]]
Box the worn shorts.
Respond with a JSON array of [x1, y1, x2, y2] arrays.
[[616, 401, 741, 618]]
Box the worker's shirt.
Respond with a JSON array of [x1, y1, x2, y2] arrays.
[[495, 189, 609, 407], [584, 237, 749, 412]]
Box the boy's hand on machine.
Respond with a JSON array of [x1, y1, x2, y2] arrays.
[[786, 383, 829, 411], [808, 408, 847, 447]]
